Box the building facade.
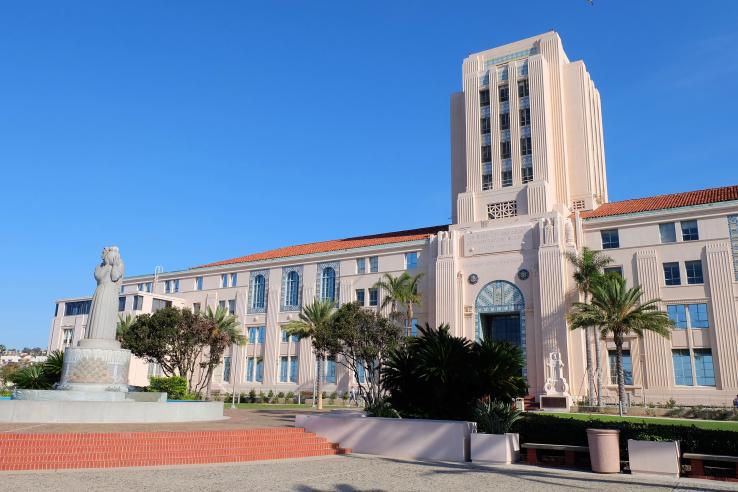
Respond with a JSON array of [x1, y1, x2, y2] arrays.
[[49, 32, 738, 406]]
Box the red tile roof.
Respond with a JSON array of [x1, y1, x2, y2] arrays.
[[193, 225, 449, 269], [580, 185, 738, 219]]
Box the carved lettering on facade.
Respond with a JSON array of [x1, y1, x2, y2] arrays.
[[464, 225, 531, 256]]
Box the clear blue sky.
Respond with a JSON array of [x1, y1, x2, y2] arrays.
[[1, 1, 737, 348]]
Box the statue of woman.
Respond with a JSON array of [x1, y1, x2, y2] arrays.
[[84, 246, 125, 342]]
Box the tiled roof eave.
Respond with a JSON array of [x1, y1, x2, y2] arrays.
[[582, 198, 738, 223]]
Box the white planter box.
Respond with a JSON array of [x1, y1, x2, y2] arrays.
[[628, 439, 681, 478], [471, 433, 519, 464]]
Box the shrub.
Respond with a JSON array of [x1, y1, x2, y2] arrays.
[[286, 391, 295, 402], [342, 391, 349, 401], [248, 389, 256, 402], [43, 351, 64, 385], [365, 399, 400, 418], [267, 389, 274, 402], [277, 391, 285, 399], [474, 399, 522, 434], [329, 391, 338, 401], [257, 390, 265, 403], [148, 376, 188, 400], [321, 391, 327, 400], [8, 365, 51, 390]]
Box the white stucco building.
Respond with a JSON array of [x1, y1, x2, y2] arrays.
[[49, 32, 738, 406]]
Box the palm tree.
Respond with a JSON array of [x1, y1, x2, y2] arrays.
[[374, 272, 425, 336], [116, 314, 136, 340], [203, 306, 245, 399], [565, 247, 612, 406], [567, 275, 672, 409], [283, 299, 336, 410]]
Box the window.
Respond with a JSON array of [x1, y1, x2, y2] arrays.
[[152, 298, 171, 312], [667, 304, 688, 329], [517, 79, 529, 97], [681, 220, 699, 241], [285, 271, 300, 308], [251, 274, 266, 310], [685, 260, 703, 284], [600, 229, 620, 249], [481, 145, 492, 162], [356, 258, 366, 274], [519, 107, 531, 127], [255, 358, 264, 382], [62, 328, 74, 347], [281, 329, 290, 343], [133, 295, 143, 311], [174, 279, 179, 293], [604, 266, 623, 277], [248, 327, 257, 344], [280, 356, 289, 382], [218, 300, 226, 310], [357, 362, 366, 383], [694, 349, 715, 386], [520, 136, 532, 156], [64, 300, 92, 316], [499, 113, 510, 131], [222, 356, 231, 383], [500, 141, 511, 159], [369, 288, 378, 306], [230, 273, 237, 287], [672, 350, 693, 386], [501, 158, 512, 187], [405, 252, 418, 269], [290, 357, 298, 383], [193, 302, 201, 314], [688, 304, 709, 328], [246, 358, 255, 381], [479, 90, 490, 106], [659, 223, 677, 244], [487, 200, 518, 220], [228, 299, 236, 315], [498, 85, 509, 103], [221, 274, 228, 288], [521, 165, 533, 184], [54, 303, 59, 317], [355, 289, 365, 306], [258, 326, 265, 344], [118, 296, 126, 312], [325, 358, 336, 383], [320, 267, 336, 302], [482, 172, 493, 190], [195, 277, 203, 291], [147, 362, 162, 378], [481, 117, 490, 134], [137, 283, 152, 293], [164, 279, 180, 294], [663, 262, 681, 286], [608, 350, 633, 385], [369, 256, 378, 273], [410, 318, 418, 337]]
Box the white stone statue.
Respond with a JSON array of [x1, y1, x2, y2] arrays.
[[543, 351, 570, 395], [544, 218, 555, 245], [565, 219, 575, 245], [80, 247, 124, 348]]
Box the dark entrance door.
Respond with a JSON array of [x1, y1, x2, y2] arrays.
[[480, 313, 521, 347]]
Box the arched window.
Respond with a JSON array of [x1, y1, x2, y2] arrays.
[[252, 274, 266, 309], [321, 267, 336, 302], [285, 271, 300, 307]]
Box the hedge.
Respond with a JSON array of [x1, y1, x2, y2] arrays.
[[148, 376, 190, 400], [512, 414, 738, 457]]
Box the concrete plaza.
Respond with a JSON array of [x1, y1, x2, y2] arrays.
[[3, 454, 738, 491]]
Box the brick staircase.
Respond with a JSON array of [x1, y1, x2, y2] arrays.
[[0, 428, 350, 471]]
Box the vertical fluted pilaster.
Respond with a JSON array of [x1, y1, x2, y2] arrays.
[[705, 242, 738, 390]]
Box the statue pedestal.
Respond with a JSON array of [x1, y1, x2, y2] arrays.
[[59, 345, 131, 392]]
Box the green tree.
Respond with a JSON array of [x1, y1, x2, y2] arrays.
[[373, 272, 425, 335], [565, 247, 612, 406], [201, 305, 245, 399], [567, 275, 672, 408], [0, 344, 6, 354], [283, 299, 336, 409]]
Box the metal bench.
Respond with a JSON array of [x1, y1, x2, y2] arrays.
[[521, 443, 589, 467], [684, 452, 738, 482]]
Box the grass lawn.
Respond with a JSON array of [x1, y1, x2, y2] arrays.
[[224, 402, 354, 410], [537, 411, 738, 431]]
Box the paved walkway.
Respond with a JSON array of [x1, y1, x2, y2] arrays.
[[2, 454, 737, 491]]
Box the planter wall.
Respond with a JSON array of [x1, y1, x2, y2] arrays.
[[628, 439, 680, 478], [470, 433, 519, 464], [296, 414, 475, 462]]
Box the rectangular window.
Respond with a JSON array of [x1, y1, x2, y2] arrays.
[[608, 350, 633, 385], [519, 107, 531, 127], [174, 279, 179, 293], [118, 296, 126, 312], [405, 252, 418, 269], [481, 117, 490, 134], [290, 357, 298, 383], [280, 356, 289, 382], [356, 258, 366, 274], [604, 266, 623, 277], [369, 288, 378, 306], [685, 260, 703, 284], [517, 79, 529, 97], [281, 329, 290, 343], [228, 299, 236, 315], [246, 358, 254, 382], [195, 277, 203, 291], [230, 273, 237, 287], [64, 300, 92, 316], [688, 304, 709, 329], [357, 362, 366, 383], [152, 298, 171, 312], [667, 304, 688, 329], [223, 356, 231, 383], [218, 300, 226, 310], [133, 295, 143, 311], [499, 113, 510, 131], [500, 141, 511, 160], [258, 326, 265, 344], [681, 220, 699, 241], [659, 223, 677, 244], [248, 327, 257, 344], [369, 256, 378, 273], [600, 229, 620, 249], [498, 85, 509, 103], [62, 328, 74, 347], [520, 136, 532, 156], [410, 318, 418, 337], [672, 349, 693, 386], [663, 262, 681, 286], [255, 359, 264, 382], [694, 349, 715, 386], [325, 359, 336, 383], [193, 302, 201, 314], [221, 274, 228, 288], [521, 165, 533, 184], [165, 280, 172, 294], [501, 159, 512, 187], [482, 172, 493, 190], [480, 90, 490, 107], [481, 144, 492, 162], [355, 289, 365, 306]]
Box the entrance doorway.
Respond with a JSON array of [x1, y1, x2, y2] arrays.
[[480, 313, 521, 348]]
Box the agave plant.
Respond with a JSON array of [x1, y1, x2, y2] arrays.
[[474, 398, 522, 434], [43, 350, 65, 386], [9, 365, 52, 390]]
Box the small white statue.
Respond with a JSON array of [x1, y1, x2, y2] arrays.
[[565, 219, 575, 245], [84, 246, 125, 342], [544, 351, 570, 395]]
